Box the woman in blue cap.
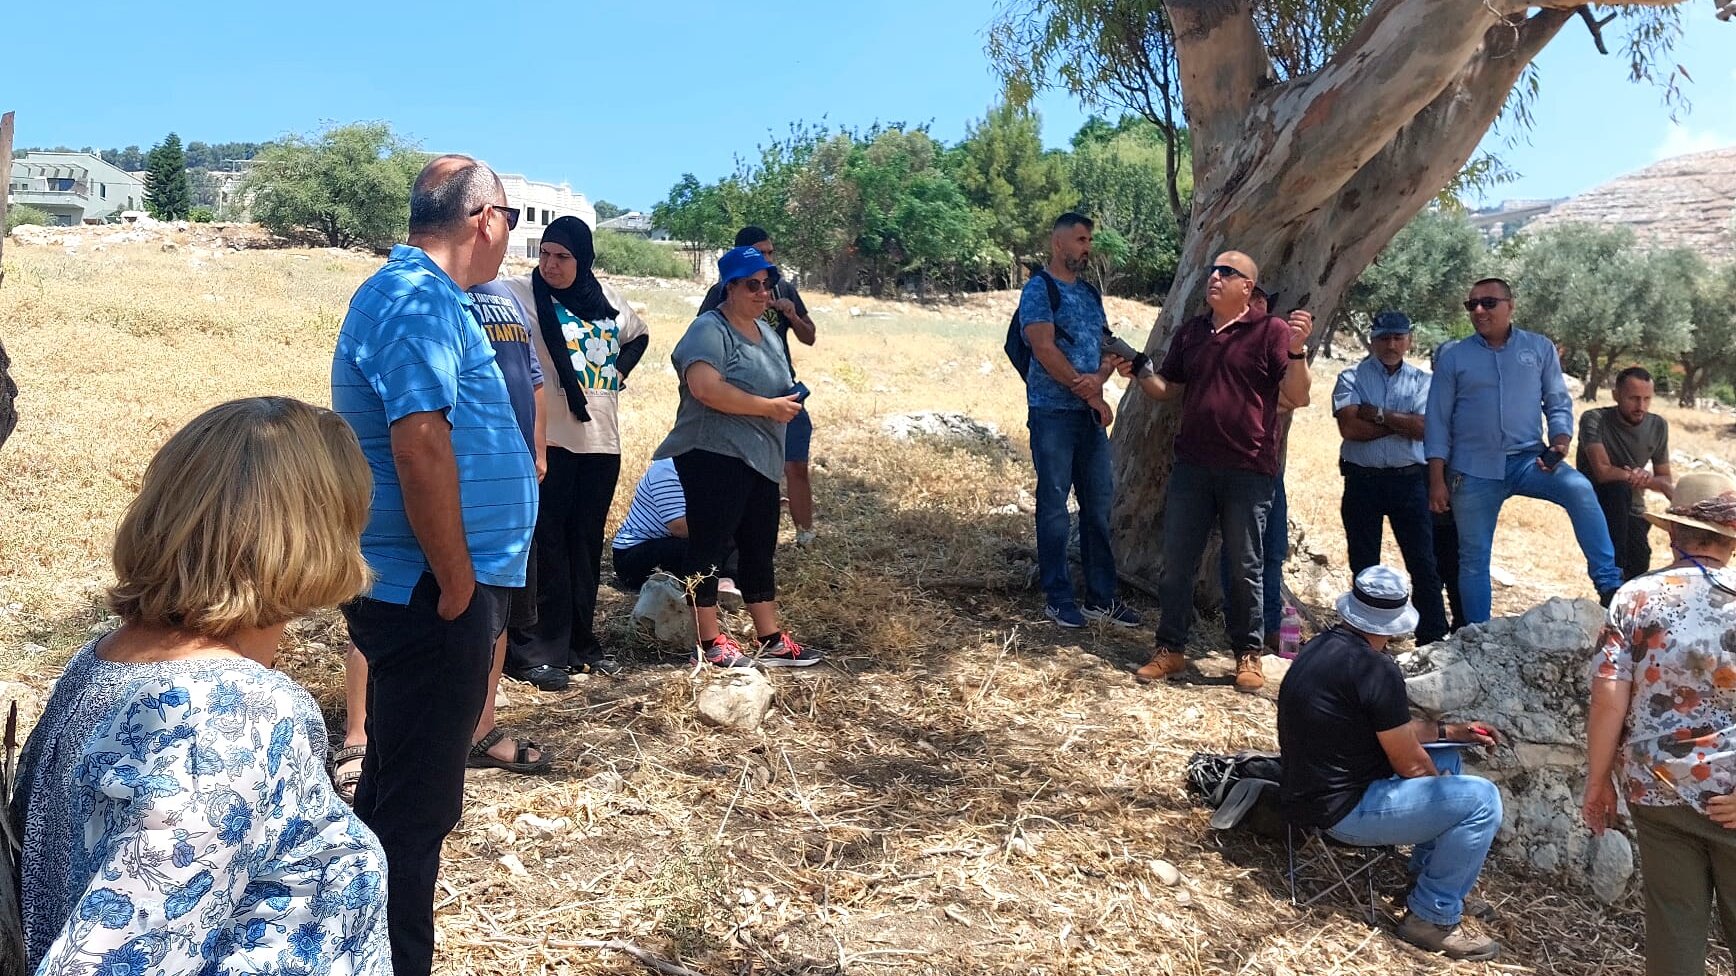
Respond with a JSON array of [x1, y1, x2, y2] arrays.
[[652, 246, 822, 668]]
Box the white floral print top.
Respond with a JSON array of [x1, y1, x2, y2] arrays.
[[13, 643, 391, 975], [1594, 565, 1736, 812]]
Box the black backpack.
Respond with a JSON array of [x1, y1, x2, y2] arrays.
[[1185, 750, 1287, 836], [1004, 269, 1103, 381]]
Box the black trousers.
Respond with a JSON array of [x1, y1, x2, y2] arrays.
[[343, 574, 506, 976], [509, 448, 620, 670], [613, 536, 739, 590], [1433, 509, 1466, 634], [1594, 480, 1653, 581], [673, 450, 779, 607], [1340, 464, 1451, 644]]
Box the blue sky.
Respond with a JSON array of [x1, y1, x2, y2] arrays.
[[8, 2, 1733, 211]]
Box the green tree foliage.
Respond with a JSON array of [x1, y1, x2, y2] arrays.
[[1343, 208, 1489, 350], [1068, 115, 1186, 296], [5, 204, 51, 232], [144, 133, 192, 220], [1512, 223, 1695, 400], [1680, 259, 1736, 407], [592, 230, 690, 279], [650, 109, 1190, 298], [243, 123, 428, 250], [593, 200, 629, 221], [950, 104, 1073, 281]]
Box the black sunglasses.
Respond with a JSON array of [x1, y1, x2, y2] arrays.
[[1463, 296, 1510, 311], [472, 203, 521, 231], [739, 277, 774, 294], [1209, 264, 1249, 281]]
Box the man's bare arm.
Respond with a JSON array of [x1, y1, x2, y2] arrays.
[[391, 410, 474, 619]]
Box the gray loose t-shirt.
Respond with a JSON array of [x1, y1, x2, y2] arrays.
[[654, 310, 793, 482]]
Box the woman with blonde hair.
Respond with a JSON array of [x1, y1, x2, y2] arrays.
[[1584, 472, 1736, 976], [12, 397, 391, 976]]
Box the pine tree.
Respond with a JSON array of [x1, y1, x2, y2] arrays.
[[144, 133, 191, 220]]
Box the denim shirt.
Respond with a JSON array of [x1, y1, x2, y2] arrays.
[[1423, 327, 1572, 481], [1333, 358, 1431, 468]]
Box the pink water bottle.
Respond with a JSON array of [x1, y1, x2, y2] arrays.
[[1279, 604, 1302, 659]]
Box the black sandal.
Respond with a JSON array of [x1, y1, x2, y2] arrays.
[[467, 726, 552, 774], [328, 744, 367, 806]]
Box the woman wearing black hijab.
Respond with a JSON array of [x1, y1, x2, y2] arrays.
[[500, 216, 650, 688]]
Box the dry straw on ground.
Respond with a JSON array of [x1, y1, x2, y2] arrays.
[[3, 237, 1733, 974]]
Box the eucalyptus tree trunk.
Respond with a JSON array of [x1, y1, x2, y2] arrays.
[[1107, 0, 1699, 585]]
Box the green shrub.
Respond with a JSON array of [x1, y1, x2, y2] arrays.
[[188, 206, 216, 223], [6, 205, 52, 232], [593, 230, 689, 279]]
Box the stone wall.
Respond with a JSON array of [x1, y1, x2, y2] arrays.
[[1400, 597, 1636, 903]]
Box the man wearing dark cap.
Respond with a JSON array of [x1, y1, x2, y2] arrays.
[[1331, 310, 1449, 644], [1279, 566, 1504, 961]]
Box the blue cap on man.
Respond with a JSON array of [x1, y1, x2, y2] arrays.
[[718, 245, 777, 287], [1370, 310, 1413, 337]]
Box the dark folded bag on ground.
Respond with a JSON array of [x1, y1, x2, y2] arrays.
[[1185, 750, 1287, 838]]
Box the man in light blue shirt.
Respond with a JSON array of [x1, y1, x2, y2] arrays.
[[1425, 277, 1620, 623], [331, 154, 536, 976], [1332, 311, 1449, 643]]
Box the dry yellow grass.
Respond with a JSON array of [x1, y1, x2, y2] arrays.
[[2, 237, 1732, 975]]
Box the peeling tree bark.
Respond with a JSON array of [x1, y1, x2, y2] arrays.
[[1107, 0, 1681, 588]]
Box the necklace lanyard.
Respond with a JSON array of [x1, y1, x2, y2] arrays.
[[1675, 549, 1736, 598]]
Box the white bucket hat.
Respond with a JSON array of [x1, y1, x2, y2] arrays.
[[1335, 565, 1419, 637]]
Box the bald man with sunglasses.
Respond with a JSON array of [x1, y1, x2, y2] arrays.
[[1119, 250, 1312, 691], [1424, 277, 1622, 623]]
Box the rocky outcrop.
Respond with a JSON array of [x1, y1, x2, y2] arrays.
[[1399, 598, 1635, 901], [1525, 147, 1736, 263]]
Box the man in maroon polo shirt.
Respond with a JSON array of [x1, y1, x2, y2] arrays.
[[1120, 250, 1313, 691]]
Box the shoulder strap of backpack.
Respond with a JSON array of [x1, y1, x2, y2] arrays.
[[1030, 269, 1068, 347]]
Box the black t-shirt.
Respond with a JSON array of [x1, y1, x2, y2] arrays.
[[699, 277, 810, 379], [1277, 627, 1413, 829]]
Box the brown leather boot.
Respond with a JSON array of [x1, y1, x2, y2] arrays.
[[1135, 647, 1186, 683], [1395, 913, 1499, 960], [1234, 653, 1266, 693]]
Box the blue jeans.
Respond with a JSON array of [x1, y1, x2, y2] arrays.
[[1028, 407, 1117, 608], [1449, 452, 1621, 623], [1218, 474, 1286, 636], [1327, 749, 1502, 927], [1158, 460, 1275, 653]]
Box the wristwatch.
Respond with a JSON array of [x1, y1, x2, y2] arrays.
[[1287, 350, 1307, 360], [1437, 720, 1450, 743], [1374, 407, 1387, 426]]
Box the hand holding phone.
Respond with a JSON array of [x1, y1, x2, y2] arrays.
[[1538, 447, 1565, 471]]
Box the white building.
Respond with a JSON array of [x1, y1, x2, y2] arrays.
[[497, 172, 595, 258], [8, 151, 145, 225]]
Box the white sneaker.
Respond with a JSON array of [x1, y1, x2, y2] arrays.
[[717, 577, 744, 610], [795, 529, 818, 547]]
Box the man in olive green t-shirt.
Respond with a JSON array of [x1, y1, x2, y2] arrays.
[[1575, 367, 1674, 581]]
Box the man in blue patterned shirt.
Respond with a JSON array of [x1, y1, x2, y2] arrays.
[[331, 154, 537, 976], [1018, 213, 1141, 632], [1425, 277, 1621, 623]]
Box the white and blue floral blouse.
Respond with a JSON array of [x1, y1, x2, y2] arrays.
[[12, 642, 392, 975]]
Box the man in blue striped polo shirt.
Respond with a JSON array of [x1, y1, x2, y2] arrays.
[[331, 154, 536, 976], [1332, 310, 1449, 644], [1425, 277, 1621, 624]]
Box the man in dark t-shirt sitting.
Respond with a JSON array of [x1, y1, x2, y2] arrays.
[[1278, 566, 1504, 961]]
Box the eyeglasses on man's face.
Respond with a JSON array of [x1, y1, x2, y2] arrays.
[[1209, 264, 1249, 281], [1463, 296, 1510, 312], [471, 203, 520, 231]]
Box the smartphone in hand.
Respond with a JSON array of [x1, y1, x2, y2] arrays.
[[1539, 447, 1565, 471], [788, 381, 811, 404]]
